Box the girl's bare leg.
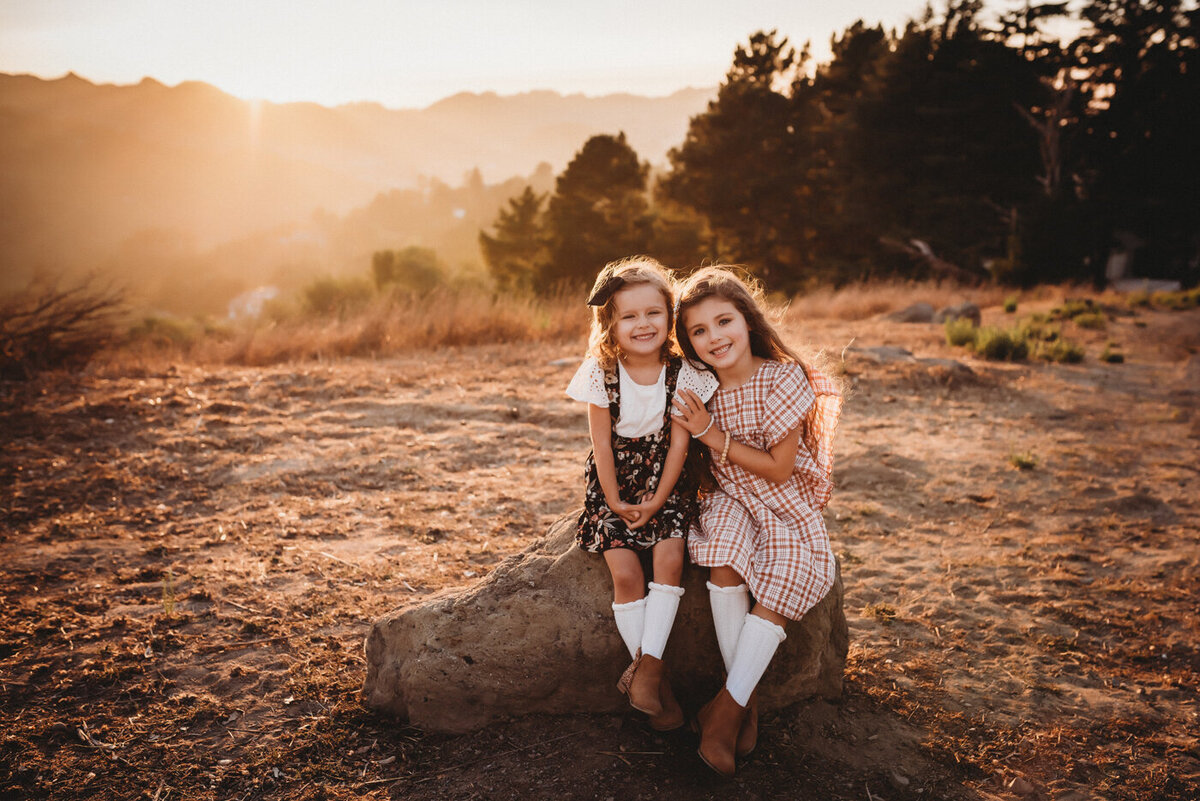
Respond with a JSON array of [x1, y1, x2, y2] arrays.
[[604, 548, 646, 659], [708, 564, 744, 588], [650, 537, 685, 587], [604, 548, 645, 604]]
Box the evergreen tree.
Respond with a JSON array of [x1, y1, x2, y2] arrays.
[[1072, 0, 1200, 284], [478, 186, 546, 291], [658, 32, 801, 284], [540, 133, 652, 287]]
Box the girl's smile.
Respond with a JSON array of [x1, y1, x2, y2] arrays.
[[612, 283, 669, 364], [683, 297, 757, 386]]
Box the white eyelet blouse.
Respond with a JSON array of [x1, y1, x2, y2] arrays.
[[565, 356, 719, 438]]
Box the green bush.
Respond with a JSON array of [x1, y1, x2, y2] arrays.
[[302, 277, 373, 317], [1151, 287, 1200, 310], [1073, 311, 1107, 330], [1003, 295, 1018, 313], [1034, 339, 1085, 363], [1100, 343, 1125, 363], [1053, 298, 1098, 320], [974, 326, 1028, 361], [944, 318, 978, 347], [372, 246, 444, 293], [1017, 317, 1060, 343], [1127, 290, 1151, 308], [127, 315, 196, 347], [1009, 451, 1038, 470]]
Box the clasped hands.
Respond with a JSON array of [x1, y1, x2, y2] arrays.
[[609, 498, 659, 529]]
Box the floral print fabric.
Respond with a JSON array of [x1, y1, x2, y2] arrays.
[[576, 357, 698, 552]]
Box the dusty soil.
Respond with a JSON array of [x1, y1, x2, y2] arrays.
[[2, 300, 1198, 800]]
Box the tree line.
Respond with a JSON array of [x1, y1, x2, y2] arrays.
[[480, 0, 1199, 291]]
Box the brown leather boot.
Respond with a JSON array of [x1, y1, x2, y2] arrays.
[[626, 653, 665, 716], [696, 688, 746, 777], [647, 673, 684, 731], [735, 690, 758, 757]]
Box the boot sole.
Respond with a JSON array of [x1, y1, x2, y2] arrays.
[[697, 748, 735, 778]]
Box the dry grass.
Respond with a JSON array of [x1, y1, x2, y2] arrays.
[[117, 287, 586, 367], [782, 280, 1014, 322], [107, 279, 1179, 371]]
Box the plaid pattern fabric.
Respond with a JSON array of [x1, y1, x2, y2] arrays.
[[688, 360, 843, 620]]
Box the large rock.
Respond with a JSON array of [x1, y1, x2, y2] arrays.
[[362, 513, 848, 733]]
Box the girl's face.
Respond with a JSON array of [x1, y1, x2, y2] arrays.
[[682, 296, 753, 374], [611, 283, 669, 361]]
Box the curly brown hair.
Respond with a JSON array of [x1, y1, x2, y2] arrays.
[[586, 256, 677, 372]]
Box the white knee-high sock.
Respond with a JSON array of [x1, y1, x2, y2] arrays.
[[612, 597, 646, 659], [707, 581, 750, 673], [725, 614, 787, 707], [640, 582, 685, 659]]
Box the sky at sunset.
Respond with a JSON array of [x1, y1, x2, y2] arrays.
[[0, 0, 940, 108]]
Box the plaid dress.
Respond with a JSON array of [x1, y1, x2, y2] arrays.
[[575, 357, 699, 553], [688, 360, 843, 620]]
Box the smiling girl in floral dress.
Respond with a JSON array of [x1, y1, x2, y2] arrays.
[[565, 256, 717, 730]]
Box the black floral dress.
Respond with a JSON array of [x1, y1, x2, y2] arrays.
[[576, 357, 699, 552]]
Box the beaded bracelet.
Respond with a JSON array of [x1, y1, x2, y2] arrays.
[[692, 418, 714, 439], [720, 431, 731, 465]]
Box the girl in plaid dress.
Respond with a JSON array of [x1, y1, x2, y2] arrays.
[[670, 266, 842, 777], [566, 257, 718, 731]]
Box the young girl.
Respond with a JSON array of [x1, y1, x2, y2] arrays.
[[670, 266, 842, 777], [566, 256, 718, 731]]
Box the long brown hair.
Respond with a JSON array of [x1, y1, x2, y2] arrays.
[[586, 256, 677, 371], [673, 265, 810, 379]]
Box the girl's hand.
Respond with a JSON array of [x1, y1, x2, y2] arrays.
[[625, 497, 662, 530], [671, 388, 711, 438], [608, 499, 641, 526]]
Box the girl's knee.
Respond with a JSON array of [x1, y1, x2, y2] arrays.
[[606, 555, 645, 598], [652, 539, 685, 584], [708, 564, 745, 587]]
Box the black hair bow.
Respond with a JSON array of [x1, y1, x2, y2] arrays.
[[586, 274, 625, 306]]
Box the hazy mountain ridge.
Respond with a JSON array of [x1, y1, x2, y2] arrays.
[[0, 72, 713, 289]]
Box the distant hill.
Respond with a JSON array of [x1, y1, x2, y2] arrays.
[[0, 72, 713, 292]]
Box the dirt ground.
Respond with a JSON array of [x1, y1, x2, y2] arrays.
[[2, 299, 1198, 800]]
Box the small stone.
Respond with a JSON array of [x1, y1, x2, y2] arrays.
[[1007, 776, 1035, 795]]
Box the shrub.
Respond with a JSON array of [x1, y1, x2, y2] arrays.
[[944, 318, 978, 348], [127, 315, 197, 348], [372, 247, 444, 293], [1100, 343, 1125, 363], [1073, 311, 1107, 330], [973, 326, 1028, 361], [1034, 339, 1085, 363], [301, 277, 374, 317], [1151, 287, 1200, 310], [1127, 290, 1151, 308], [1003, 295, 1018, 313], [1010, 451, 1038, 470], [0, 277, 123, 379], [1017, 317, 1060, 343], [1053, 298, 1098, 319]]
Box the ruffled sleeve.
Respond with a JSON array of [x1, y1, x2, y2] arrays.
[[564, 356, 609, 407], [675, 359, 719, 403]]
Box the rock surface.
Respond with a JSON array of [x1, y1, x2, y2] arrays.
[[884, 302, 935, 323], [362, 513, 848, 733], [933, 302, 982, 326]]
